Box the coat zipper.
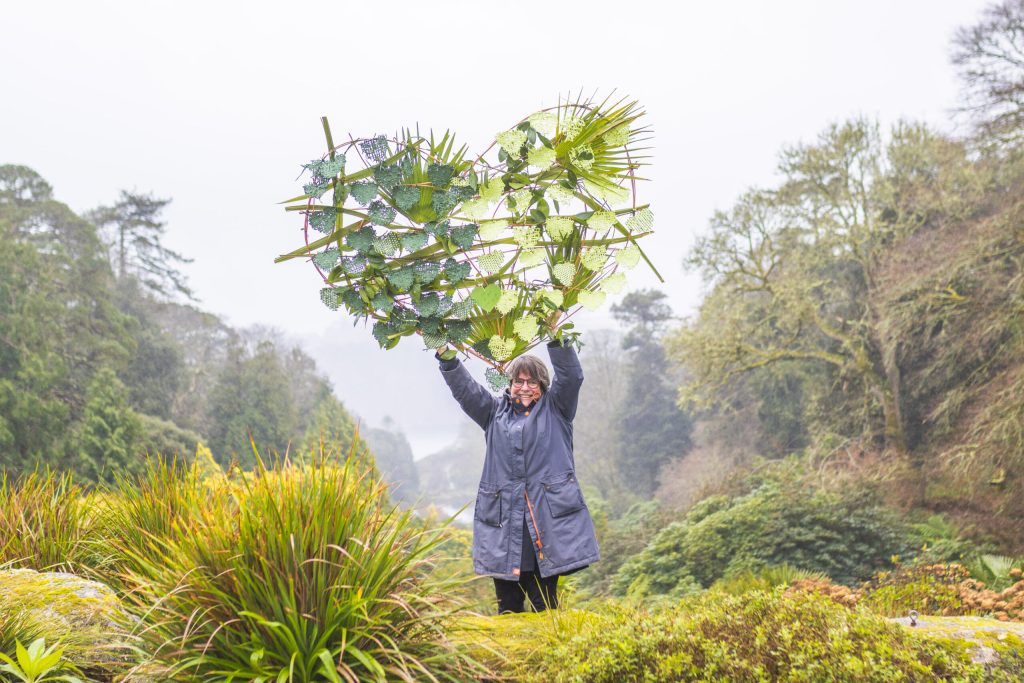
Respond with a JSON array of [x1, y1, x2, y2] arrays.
[[524, 490, 544, 561]]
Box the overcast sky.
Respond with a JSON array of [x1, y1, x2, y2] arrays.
[[1, 0, 991, 457]]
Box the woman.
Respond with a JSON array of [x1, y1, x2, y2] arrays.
[[436, 339, 600, 614]]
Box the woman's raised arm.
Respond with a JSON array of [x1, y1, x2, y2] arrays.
[[546, 340, 584, 421], [436, 351, 498, 429]]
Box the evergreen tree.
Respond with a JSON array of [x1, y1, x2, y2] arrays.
[[74, 367, 144, 484], [207, 340, 298, 466], [88, 191, 194, 300], [611, 290, 693, 497]]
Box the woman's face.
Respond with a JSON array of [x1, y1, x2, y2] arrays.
[[510, 372, 542, 407]]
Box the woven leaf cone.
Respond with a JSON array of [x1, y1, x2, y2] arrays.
[[278, 94, 662, 376]]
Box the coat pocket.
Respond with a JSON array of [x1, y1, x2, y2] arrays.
[[475, 483, 503, 527], [542, 471, 585, 518]]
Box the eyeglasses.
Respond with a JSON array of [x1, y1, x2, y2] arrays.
[[511, 378, 540, 389]]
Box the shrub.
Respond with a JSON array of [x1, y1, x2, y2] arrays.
[[712, 564, 829, 596], [458, 590, 985, 682], [0, 471, 91, 572], [115, 450, 486, 682], [860, 564, 973, 617], [612, 482, 913, 596]]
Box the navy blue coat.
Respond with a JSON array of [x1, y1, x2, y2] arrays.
[[438, 341, 600, 580]]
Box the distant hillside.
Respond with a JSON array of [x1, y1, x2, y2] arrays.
[[415, 418, 484, 523]]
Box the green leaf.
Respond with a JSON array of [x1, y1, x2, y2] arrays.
[[394, 186, 422, 210], [488, 335, 516, 361], [577, 289, 607, 311], [471, 283, 502, 311], [443, 258, 471, 284], [350, 182, 379, 206], [416, 293, 441, 317], [626, 207, 654, 232], [478, 251, 505, 274], [423, 329, 447, 349], [402, 232, 429, 252], [313, 249, 340, 270], [546, 216, 575, 241], [518, 248, 546, 268], [599, 271, 627, 293], [305, 157, 345, 178], [414, 260, 441, 283], [615, 243, 641, 269], [341, 256, 367, 274], [450, 224, 478, 250], [309, 209, 338, 234], [431, 189, 460, 217], [428, 163, 455, 188], [553, 262, 577, 285], [445, 319, 472, 343], [303, 181, 330, 199], [448, 299, 474, 319], [424, 220, 450, 238], [485, 367, 510, 391], [495, 289, 518, 314], [513, 316, 540, 341], [342, 289, 366, 313], [386, 266, 415, 291], [371, 291, 393, 311], [320, 287, 342, 310], [368, 201, 396, 226], [373, 232, 401, 256], [360, 136, 391, 163], [345, 227, 375, 253], [373, 165, 402, 191]]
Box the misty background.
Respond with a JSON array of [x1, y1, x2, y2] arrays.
[[1, 0, 988, 458]]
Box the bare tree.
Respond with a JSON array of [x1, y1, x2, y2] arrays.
[[953, 0, 1024, 142]]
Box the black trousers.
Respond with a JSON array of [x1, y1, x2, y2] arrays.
[[493, 571, 559, 614]]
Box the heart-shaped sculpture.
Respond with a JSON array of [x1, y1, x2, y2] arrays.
[[488, 335, 516, 361], [279, 95, 660, 375], [478, 251, 505, 274], [539, 289, 564, 309], [471, 283, 502, 311], [615, 243, 642, 269], [553, 262, 577, 286], [577, 290, 607, 311], [513, 316, 540, 341]]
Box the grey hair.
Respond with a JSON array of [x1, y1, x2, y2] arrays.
[[505, 355, 551, 392]]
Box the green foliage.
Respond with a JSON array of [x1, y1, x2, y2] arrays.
[[859, 564, 971, 617], [72, 368, 144, 485], [206, 341, 298, 466], [114, 450, 484, 682], [0, 639, 84, 683], [280, 97, 659, 374], [711, 564, 829, 596], [612, 469, 914, 595], [458, 590, 984, 682], [610, 290, 693, 496], [673, 120, 984, 453], [0, 471, 90, 572], [967, 554, 1024, 593]]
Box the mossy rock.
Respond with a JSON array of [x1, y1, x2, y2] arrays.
[[0, 568, 130, 670], [892, 615, 1024, 670]]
